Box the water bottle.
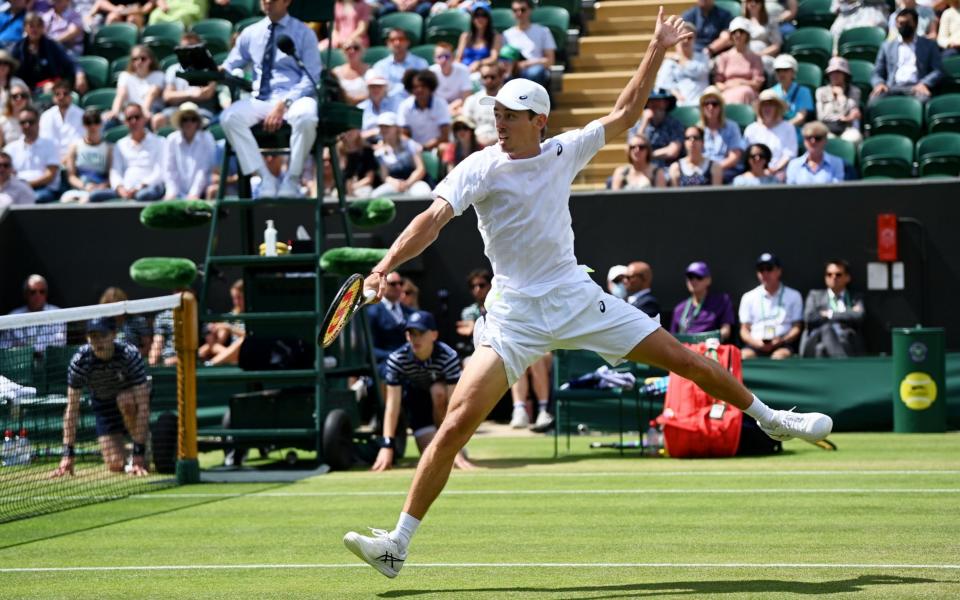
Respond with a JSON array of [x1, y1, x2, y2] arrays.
[[1, 429, 13, 466], [264, 219, 278, 257], [644, 420, 661, 457], [14, 428, 32, 465]]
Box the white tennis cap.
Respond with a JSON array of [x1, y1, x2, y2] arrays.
[[479, 78, 551, 116]]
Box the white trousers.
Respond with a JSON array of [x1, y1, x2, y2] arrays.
[[220, 96, 319, 177]]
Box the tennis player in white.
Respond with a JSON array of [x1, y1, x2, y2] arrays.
[[344, 8, 833, 578]]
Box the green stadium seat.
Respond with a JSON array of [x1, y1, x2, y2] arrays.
[[155, 125, 176, 137], [160, 54, 180, 70], [868, 95, 923, 140], [825, 137, 856, 168], [410, 44, 436, 65], [109, 56, 129, 85], [531, 6, 570, 54], [320, 47, 347, 69], [421, 150, 442, 183], [77, 55, 110, 90], [141, 36, 176, 61], [796, 62, 823, 93], [0, 347, 35, 388], [674, 330, 722, 344], [104, 125, 129, 143], [213, 51, 229, 65], [847, 58, 874, 100], [209, 0, 260, 22], [914, 132, 960, 177], [362, 45, 391, 66], [490, 0, 512, 8], [859, 134, 914, 178], [796, 0, 835, 29], [425, 10, 471, 46], [209, 123, 225, 141], [378, 11, 425, 46], [91, 23, 138, 62], [942, 55, 960, 94], [925, 94, 960, 134], [838, 26, 884, 63], [80, 88, 117, 111], [785, 27, 833, 70], [41, 345, 80, 395], [715, 0, 742, 18], [725, 103, 756, 130], [191, 18, 233, 55], [141, 22, 184, 44], [670, 105, 701, 128], [539, 0, 582, 17], [491, 8, 516, 33], [234, 15, 262, 33]]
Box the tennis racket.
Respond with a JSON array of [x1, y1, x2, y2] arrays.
[[318, 273, 377, 348]]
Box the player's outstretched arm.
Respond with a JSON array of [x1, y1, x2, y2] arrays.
[[599, 7, 693, 140], [365, 198, 454, 298]]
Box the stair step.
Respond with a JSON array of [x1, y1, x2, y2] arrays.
[[199, 311, 318, 322], [556, 89, 626, 105], [207, 254, 319, 267], [586, 15, 657, 35], [595, 0, 694, 19], [197, 368, 318, 382], [550, 107, 610, 128], [560, 70, 636, 92], [579, 33, 653, 54], [571, 53, 644, 71]]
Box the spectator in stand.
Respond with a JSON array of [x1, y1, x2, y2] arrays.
[[4, 105, 60, 203], [373, 28, 429, 101], [39, 79, 83, 163], [739, 252, 803, 360], [629, 89, 683, 168], [733, 142, 779, 185], [41, 0, 84, 58], [625, 260, 660, 319], [669, 261, 735, 342], [105, 103, 166, 201], [941, 0, 960, 57], [61, 107, 112, 203], [682, 0, 733, 57], [162, 102, 216, 200], [0, 81, 30, 145], [497, 43, 521, 81], [442, 114, 480, 171], [11, 12, 85, 95], [503, 0, 555, 91], [871, 8, 943, 103], [328, 0, 371, 50], [610, 132, 666, 190], [888, 0, 938, 42], [741, 0, 781, 73], [0, 149, 36, 206], [197, 279, 245, 366], [830, 0, 887, 46], [816, 57, 863, 145], [800, 258, 865, 357], [98, 286, 152, 358], [462, 59, 502, 146], [88, 0, 156, 27], [161, 32, 220, 128], [1, 274, 65, 351], [147, 0, 208, 28], [0, 0, 28, 49], [456, 3, 502, 76], [104, 45, 165, 129], [367, 270, 416, 376], [371, 111, 432, 197], [339, 127, 380, 197], [431, 42, 472, 114], [377, 0, 433, 19], [0, 50, 26, 109], [398, 69, 450, 151], [509, 352, 553, 430], [400, 277, 419, 309], [655, 21, 710, 106], [767, 0, 798, 38], [770, 54, 814, 129], [744, 89, 797, 176], [786, 121, 845, 184], [333, 40, 370, 105], [455, 267, 491, 342], [698, 86, 744, 183], [359, 71, 399, 141], [714, 17, 765, 105], [669, 125, 722, 186]]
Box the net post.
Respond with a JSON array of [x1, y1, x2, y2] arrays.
[[175, 291, 200, 484]]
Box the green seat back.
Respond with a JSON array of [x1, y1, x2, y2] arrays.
[[425, 10, 471, 46], [155, 125, 176, 137], [42, 345, 81, 396], [410, 44, 436, 65], [838, 26, 884, 62], [80, 88, 117, 111], [362, 45, 391, 66], [378, 11, 425, 46], [925, 93, 960, 134], [674, 330, 722, 344], [77, 56, 110, 90], [110, 56, 129, 85], [141, 36, 177, 61], [914, 132, 960, 177], [847, 58, 874, 99], [161, 53, 181, 70], [322, 47, 347, 69], [715, 0, 742, 18], [209, 0, 261, 22], [858, 134, 914, 178], [531, 6, 570, 52], [234, 15, 263, 33], [95, 22, 138, 47], [796, 0, 835, 29], [141, 22, 184, 45], [825, 137, 856, 167], [191, 18, 233, 54], [725, 103, 756, 130], [796, 61, 823, 93], [670, 105, 701, 128], [868, 95, 923, 140], [785, 27, 833, 70], [208, 123, 225, 141], [0, 347, 35, 388], [942, 55, 960, 94], [104, 125, 129, 143], [421, 150, 442, 183], [491, 8, 516, 33]]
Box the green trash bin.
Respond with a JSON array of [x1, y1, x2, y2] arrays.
[[892, 327, 946, 433]]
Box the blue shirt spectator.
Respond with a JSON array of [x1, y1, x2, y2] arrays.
[[629, 89, 684, 167], [682, 0, 733, 55], [771, 54, 814, 128], [703, 119, 743, 164], [786, 121, 845, 184], [0, 0, 27, 48], [373, 28, 429, 100]]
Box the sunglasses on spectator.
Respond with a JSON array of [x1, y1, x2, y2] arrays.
[[131, 56, 149, 62], [19, 119, 36, 125], [749, 153, 766, 160], [702, 100, 720, 107], [28, 288, 47, 295], [126, 114, 143, 121], [512, 6, 528, 13], [0, 162, 11, 168], [686, 274, 704, 281], [387, 280, 404, 287], [629, 144, 648, 150], [10, 92, 28, 100], [805, 134, 826, 142], [180, 116, 200, 123], [685, 135, 703, 141]]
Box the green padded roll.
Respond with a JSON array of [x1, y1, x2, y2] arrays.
[[320, 247, 388, 276], [130, 257, 197, 289], [139, 200, 214, 229], [347, 197, 396, 228]]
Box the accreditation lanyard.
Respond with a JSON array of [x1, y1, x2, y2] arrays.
[[759, 287, 785, 323], [678, 296, 705, 333], [828, 290, 849, 313]]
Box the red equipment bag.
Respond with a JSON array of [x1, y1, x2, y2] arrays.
[[656, 343, 743, 458]]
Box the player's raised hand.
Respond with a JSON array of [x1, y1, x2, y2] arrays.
[[652, 6, 693, 49]]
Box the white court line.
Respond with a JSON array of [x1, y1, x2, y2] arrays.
[[324, 470, 960, 478], [3, 562, 959, 574]]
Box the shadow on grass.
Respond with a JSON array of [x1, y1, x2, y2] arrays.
[[468, 448, 801, 469], [0, 482, 291, 552], [380, 574, 944, 598]]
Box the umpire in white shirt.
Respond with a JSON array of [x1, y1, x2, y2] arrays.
[[219, 0, 321, 198]]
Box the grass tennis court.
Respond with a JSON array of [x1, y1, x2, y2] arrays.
[[2, 432, 959, 599]]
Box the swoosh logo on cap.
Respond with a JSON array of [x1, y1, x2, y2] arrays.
[[519, 95, 528, 100]]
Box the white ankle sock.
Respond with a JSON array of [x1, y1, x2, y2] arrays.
[[744, 394, 776, 425], [390, 512, 420, 551], [538, 401, 549, 413], [513, 402, 526, 409]]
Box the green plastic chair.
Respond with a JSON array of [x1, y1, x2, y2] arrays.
[[914, 132, 960, 177], [209, 0, 260, 22], [41, 345, 80, 396], [234, 15, 262, 33], [796, 62, 823, 93], [942, 55, 960, 94], [847, 58, 875, 100], [715, 0, 742, 18], [490, 0, 512, 8], [155, 125, 176, 137], [91, 23, 138, 62], [104, 125, 129, 143], [378, 12, 425, 46], [141, 36, 177, 61], [868, 95, 923, 140], [362, 45, 391, 66], [825, 137, 856, 168], [725, 103, 756, 130], [858, 134, 914, 178], [796, 0, 835, 29], [531, 6, 570, 54], [838, 26, 884, 63], [925, 94, 960, 134], [670, 105, 701, 128], [80, 88, 117, 111], [321, 47, 347, 69], [191, 18, 233, 54], [785, 27, 833, 70], [425, 10, 471, 46], [141, 22, 184, 45], [208, 123, 225, 141], [410, 44, 436, 65], [538, 0, 582, 16], [0, 347, 35, 388], [110, 56, 130, 85], [491, 8, 516, 33], [77, 55, 110, 90], [161, 53, 180, 70], [421, 150, 442, 184]]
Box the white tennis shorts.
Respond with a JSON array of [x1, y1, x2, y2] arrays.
[[473, 280, 662, 385]]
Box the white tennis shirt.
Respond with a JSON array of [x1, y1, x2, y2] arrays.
[[434, 120, 606, 297]]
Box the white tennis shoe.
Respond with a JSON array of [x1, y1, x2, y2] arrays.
[[343, 528, 406, 578], [759, 408, 833, 442], [258, 172, 280, 198], [510, 406, 529, 428]]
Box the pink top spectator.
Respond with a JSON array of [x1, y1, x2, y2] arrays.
[[332, 0, 371, 49], [714, 50, 764, 105]]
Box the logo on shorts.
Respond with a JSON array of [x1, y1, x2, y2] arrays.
[[598, 300, 606, 313], [557, 144, 563, 156]]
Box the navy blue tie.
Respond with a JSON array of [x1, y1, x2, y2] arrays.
[[258, 22, 277, 99]]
